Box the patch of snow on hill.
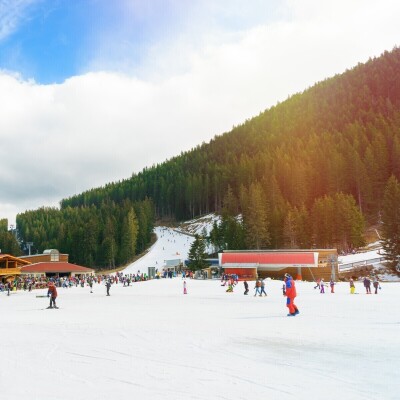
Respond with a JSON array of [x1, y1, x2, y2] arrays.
[[176, 213, 221, 236]]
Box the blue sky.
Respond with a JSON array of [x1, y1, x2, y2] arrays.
[[0, 0, 399, 225], [0, 0, 282, 83]]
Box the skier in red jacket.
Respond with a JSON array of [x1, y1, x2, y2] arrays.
[[47, 281, 58, 309], [284, 274, 299, 316]]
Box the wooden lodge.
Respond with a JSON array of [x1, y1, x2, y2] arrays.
[[0, 254, 31, 282]]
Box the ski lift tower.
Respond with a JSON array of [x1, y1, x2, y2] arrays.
[[26, 242, 34, 256], [330, 254, 338, 281]]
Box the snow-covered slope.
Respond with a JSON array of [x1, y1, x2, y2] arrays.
[[175, 213, 220, 236], [123, 226, 194, 273], [2, 279, 399, 399]]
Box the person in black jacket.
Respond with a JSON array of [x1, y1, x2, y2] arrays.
[[243, 280, 249, 295], [363, 276, 371, 294], [105, 280, 111, 296]]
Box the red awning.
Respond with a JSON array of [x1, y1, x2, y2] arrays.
[[220, 252, 317, 269], [20, 262, 94, 274]]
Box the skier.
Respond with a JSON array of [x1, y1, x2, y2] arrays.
[[314, 278, 321, 290], [88, 277, 93, 293], [226, 282, 233, 292], [329, 279, 335, 293], [284, 273, 299, 316], [349, 278, 355, 294], [243, 280, 249, 295], [260, 279, 267, 296], [373, 277, 381, 294], [320, 278, 326, 294], [363, 276, 371, 294], [47, 281, 58, 309], [105, 280, 111, 296], [183, 280, 187, 294], [254, 280, 261, 296]]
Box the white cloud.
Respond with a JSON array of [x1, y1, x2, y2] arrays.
[[0, 0, 38, 41], [1, 0, 400, 226]]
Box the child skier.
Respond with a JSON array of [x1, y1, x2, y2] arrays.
[[183, 280, 187, 294], [320, 278, 326, 294], [373, 277, 381, 294], [349, 278, 355, 294], [329, 279, 335, 293]]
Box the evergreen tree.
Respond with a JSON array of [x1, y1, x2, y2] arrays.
[[381, 176, 400, 265], [188, 234, 209, 272], [0, 219, 22, 256], [119, 208, 139, 264], [241, 182, 270, 249], [283, 206, 298, 248]]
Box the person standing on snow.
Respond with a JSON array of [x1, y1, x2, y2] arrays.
[[105, 280, 111, 296], [243, 280, 249, 295], [349, 278, 355, 294], [88, 277, 93, 293], [260, 279, 267, 296], [329, 279, 335, 293], [183, 280, 187, 294], [320, 278, 326, 294], [254, 279, 261, 296], [373, 277, 381, 294], [363, 276, 372, 294], [284, 273, 299, 316], [47, 281, 58, 309]]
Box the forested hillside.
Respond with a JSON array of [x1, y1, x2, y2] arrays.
[[16, 47, 400, 262], [16, 199, 154, 269]]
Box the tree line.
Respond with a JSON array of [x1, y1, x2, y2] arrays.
[[15, 198, 154, 269]]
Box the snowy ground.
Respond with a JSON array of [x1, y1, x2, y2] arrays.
[[1, 227, 399, 399], [2, 278, 399, 400]]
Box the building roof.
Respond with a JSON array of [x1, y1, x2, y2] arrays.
[[220, 252, 318, 270], [0, 254, 31, 265], [20, 262, 94, 274]]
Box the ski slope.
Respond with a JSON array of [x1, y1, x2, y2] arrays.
[[123, 226, 195, 274], [1, 226, 399, 399]]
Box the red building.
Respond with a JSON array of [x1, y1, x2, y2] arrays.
[[219, 249, 338, 280], [20, 262, 94, 278]]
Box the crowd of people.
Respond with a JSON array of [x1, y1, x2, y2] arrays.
[[1, 269, 383, 316], [348, 275, 381, 294]]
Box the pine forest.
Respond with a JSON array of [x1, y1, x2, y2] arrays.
[[12, 47, 400, 268]]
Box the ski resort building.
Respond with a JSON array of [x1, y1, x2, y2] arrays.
[[19, 249, 94, 278], [20, 262, 94, 278], [219, 249, 338, 281], [0, 254, 31, 282]]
